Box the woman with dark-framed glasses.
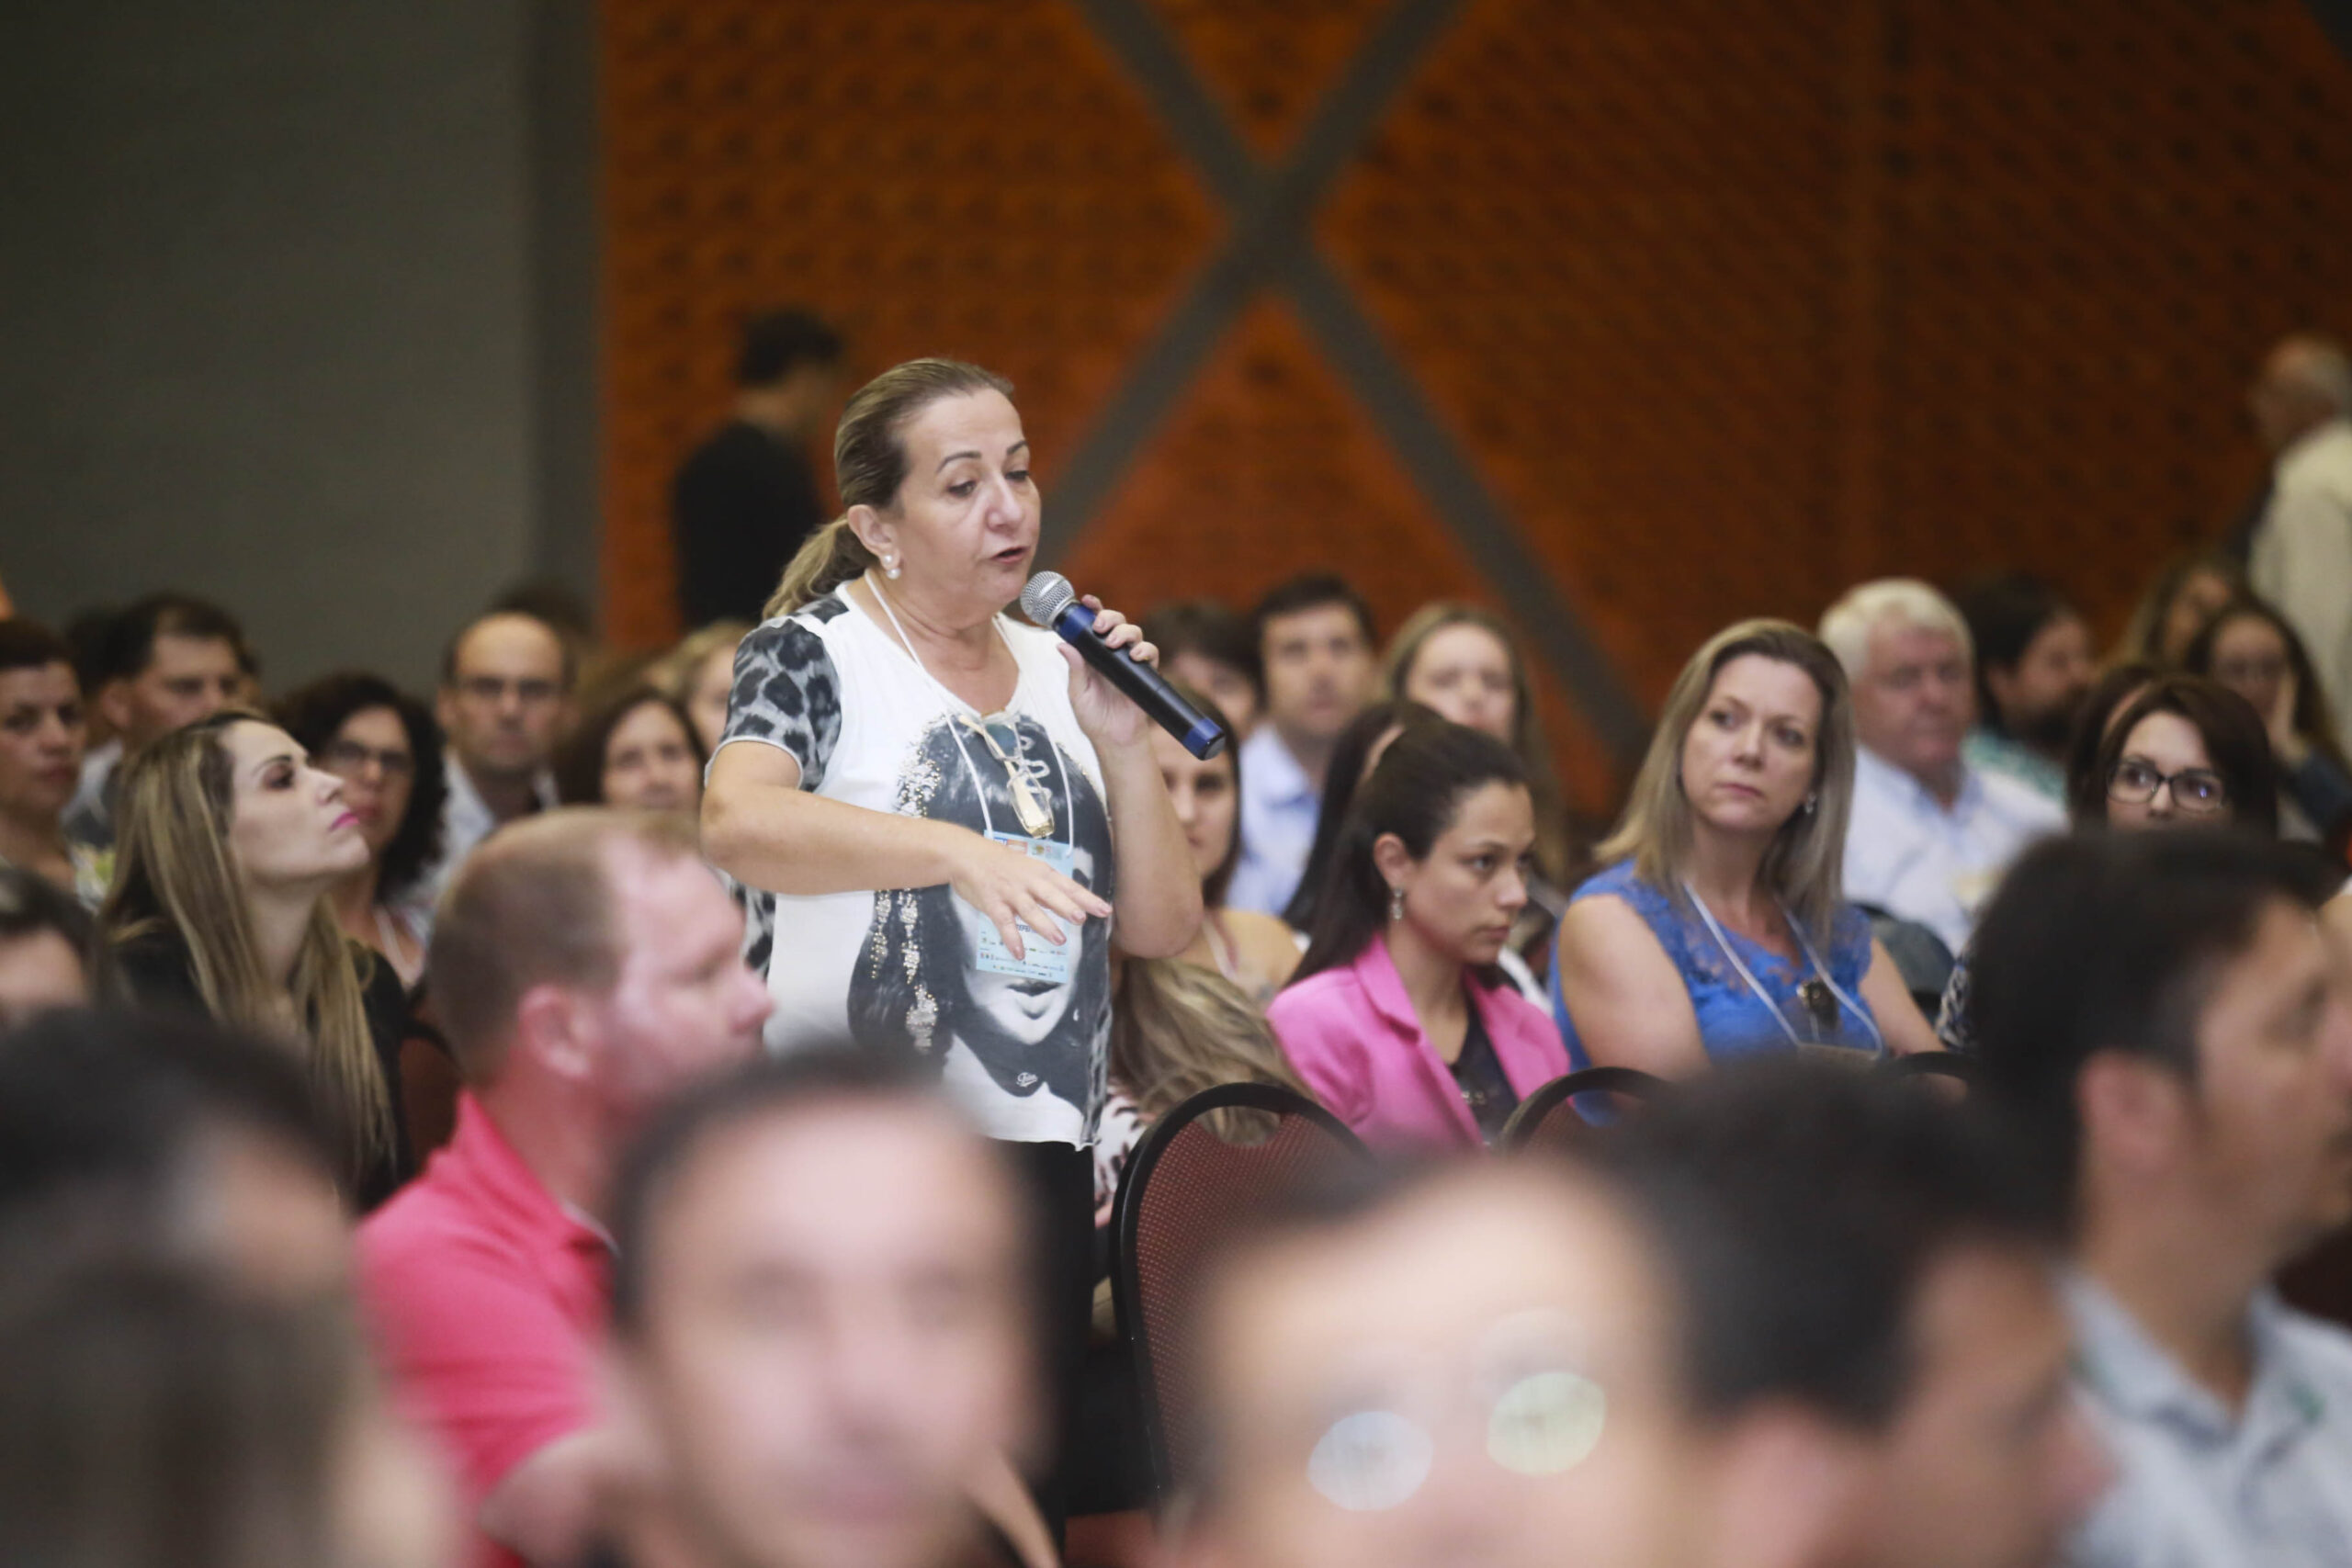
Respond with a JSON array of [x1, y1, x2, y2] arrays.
[[1939, 673, 2277, 1051], [2068, 674, 2278, 834]]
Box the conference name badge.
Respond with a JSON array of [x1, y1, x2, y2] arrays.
[[972, 832, 1080, 986]]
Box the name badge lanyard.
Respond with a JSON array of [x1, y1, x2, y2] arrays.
[[1683, 882, 1883, 1053], [865, 571, 1072, 850]]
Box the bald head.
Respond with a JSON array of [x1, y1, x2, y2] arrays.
[[2251, 334, 2352, 453], [437, 611, 572, 784], [425, 807, 707, 1082]]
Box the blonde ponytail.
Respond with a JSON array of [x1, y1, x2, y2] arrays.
[[764, 516, 875, 618]]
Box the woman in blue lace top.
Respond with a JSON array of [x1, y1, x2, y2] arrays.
[[1552, 621, 1939, 1073]]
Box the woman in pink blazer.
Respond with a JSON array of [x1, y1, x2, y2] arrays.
[[1268, 722, 1567, 1149]]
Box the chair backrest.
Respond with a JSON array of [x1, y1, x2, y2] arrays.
[[1499, 1065, 1668, 1152], [1110, 1081, 1372, 1507], [1882, 1049, 1979, 1090], [1855, 902, 1957, 1015]]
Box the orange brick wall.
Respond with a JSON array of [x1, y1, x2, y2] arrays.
[[602, 0, 2352, 812]]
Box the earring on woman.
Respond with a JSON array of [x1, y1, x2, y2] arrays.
[[1388, 885, 1405, 922], [884, 556, 902, 581], [1802, 794, 1818, 816]]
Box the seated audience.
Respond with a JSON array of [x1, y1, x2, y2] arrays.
[[1152, 596, 1266, 741], [409, 608, 574, 931], [277, 672, 447, 991], [1940, 674, 2281, 1052], [1173, 1157, 1860, 1568], [648, 618, 750, 757], [1972, 831, 2352, 1564], [0, 1247, 455, 1568], [1151, 684, 1299, 1003], [1583, 1057, 2108, 1568], [98, 712, 411, 1209], [554, 686, 705, 813], [2184, 594, 2352, 847], [0, 867, 94, 1026], [1096, 956, 1316, 1224], [0, 619, 103, 902], [1553, 620, 1935, 1076], [2114, 549, 2244, 669], [1955, 573, 2096, 804], [65, 592, 251, 853], [603, 1052, 1034, 1568], [1822, 580, 2064, 954], [1230, 574, 1379, 917], [1279, 698, 1437, 932], [1268, 722, 1566, 1149], [356, 809, 771, 1568]]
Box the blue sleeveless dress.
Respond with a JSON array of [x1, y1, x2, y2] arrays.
[[1549, 862, 1882, 1070]]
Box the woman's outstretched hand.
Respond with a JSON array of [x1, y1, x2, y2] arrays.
[[947, 829, 1113, 961]]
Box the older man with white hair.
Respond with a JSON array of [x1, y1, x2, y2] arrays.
[[1821, 581, 2064, 956], [2248, 333, 2352, 739]]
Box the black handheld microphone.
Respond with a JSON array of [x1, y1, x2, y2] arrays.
[[1021, 572, 1228, 760]]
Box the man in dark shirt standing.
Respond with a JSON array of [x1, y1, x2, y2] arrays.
[[671, 309, 844, 628]]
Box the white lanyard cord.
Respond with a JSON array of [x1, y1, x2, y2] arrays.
[[862, 573, 1069, 847], [1681, 882, 1883, 1053]]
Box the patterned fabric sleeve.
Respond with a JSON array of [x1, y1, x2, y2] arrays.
[[717, 615, 844, 790], [1934, 947, 1977, 1054]]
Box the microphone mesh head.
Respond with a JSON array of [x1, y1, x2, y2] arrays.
[[1020, 571, 1076, 626]]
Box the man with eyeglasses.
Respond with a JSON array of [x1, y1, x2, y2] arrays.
[[1973, 831, 2352, 1564], [407, 609, 573, 935], [1174, 1158, 1865, 1568]]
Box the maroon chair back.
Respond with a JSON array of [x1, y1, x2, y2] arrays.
[[1109, 1082, 1371, 1507]]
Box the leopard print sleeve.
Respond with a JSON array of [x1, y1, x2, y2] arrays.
[[718, 613, 844, 791]]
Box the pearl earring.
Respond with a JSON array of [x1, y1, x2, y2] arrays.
[[884, 557, 902, 580], [1802, 794, 1818, 816], [1388, 885, 1405, 922]]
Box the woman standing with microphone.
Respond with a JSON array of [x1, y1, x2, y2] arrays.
[[702, 357, 1198, 1536]]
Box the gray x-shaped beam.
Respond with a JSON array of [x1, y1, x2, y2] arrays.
[[1047, 0, 1650, 768]]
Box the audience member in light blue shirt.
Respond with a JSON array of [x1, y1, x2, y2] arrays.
[[1225, 574, 1376, 917], [1821, 579, 2064, 955], [1971, 829, 2352, 1568]]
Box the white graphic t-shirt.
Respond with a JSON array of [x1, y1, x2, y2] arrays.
[[714, 585, 1114, 1146]]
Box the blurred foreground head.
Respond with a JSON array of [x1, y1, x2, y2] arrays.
[[0, 1008, 349, 1299], [605, 1050, 1032, 1568], [1179, 1157, 1811, 1568], [0, 1245, 453, 1568], [1587, 1058, 2106, 1568], [1972, 829, 2352, 1264]]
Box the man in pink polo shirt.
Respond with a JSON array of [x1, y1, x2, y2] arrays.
[[357, 808, 771, 1568]]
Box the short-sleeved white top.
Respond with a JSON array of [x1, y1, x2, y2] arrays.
[[713, 585, 1114, 1146]]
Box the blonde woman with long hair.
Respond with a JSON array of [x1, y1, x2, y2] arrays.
[[101, 710, 411, 1206], [1551, 621, 1936, 1077]]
